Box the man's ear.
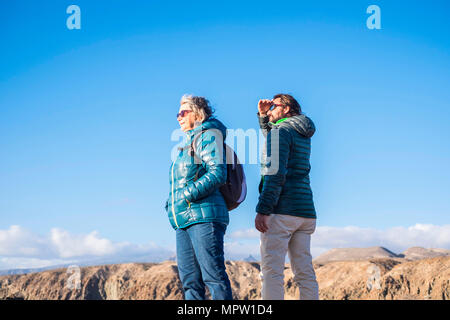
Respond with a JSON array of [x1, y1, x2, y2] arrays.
[[283, 106, 291, 116]]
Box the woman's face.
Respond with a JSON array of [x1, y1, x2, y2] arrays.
[[177, 103, 200, 132]]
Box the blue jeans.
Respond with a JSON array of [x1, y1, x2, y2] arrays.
[[176, 222, 233, 300]]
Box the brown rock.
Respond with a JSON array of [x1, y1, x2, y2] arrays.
[[1, 256, 449, 300]]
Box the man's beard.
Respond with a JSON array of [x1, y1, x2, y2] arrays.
[[269, 115, 279, 123]]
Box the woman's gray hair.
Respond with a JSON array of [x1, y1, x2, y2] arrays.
[[180, 94, 214, 122]]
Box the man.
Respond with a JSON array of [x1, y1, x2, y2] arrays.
[[255, 93, 319, 300]]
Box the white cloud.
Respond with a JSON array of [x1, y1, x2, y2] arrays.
[[2, 223, 450, 270], [0, 225, 51, 257], [226, 223, 450, 259], [50, 228, 117, 258], [224, 241, 260, 260], [0, 225, 174, 270], [228, 228, 259, 240], [312, 224, 450, 253]]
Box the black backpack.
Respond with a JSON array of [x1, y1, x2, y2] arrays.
[[190, 129, 247, 211]]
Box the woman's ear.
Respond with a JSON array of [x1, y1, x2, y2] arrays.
[[194, 113, 204, 123]]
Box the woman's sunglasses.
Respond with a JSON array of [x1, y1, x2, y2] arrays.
[[176, 110, 192, 118]]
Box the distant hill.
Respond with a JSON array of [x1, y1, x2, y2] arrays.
[[313, 246, 400, 265], [401, 247, 450, 260], [243, 255, 258, 262], [313, 246, 450, 265], [0, 266, 65, 276], [0, 254, 174, 276]]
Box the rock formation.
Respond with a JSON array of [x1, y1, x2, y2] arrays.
[[1, 254, 449, 300]]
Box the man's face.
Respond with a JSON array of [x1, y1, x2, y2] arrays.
[[267, 98, 290, 123]]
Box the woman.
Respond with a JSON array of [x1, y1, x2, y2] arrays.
[[165, 94, 232, 300]]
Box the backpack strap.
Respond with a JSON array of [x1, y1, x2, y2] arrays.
[[191, 129, 208, 181]]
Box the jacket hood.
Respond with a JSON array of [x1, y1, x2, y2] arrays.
[[281, 114, 316, 138], [187, 117, 227, 140]]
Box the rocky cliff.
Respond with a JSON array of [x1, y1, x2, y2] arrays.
[[1, 256, 449, 300]]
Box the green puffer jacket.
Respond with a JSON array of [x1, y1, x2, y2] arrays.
[[165, 118, 229, 230], [256, 113, 317, 218]]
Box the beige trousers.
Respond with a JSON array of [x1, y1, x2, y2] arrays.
[[260, 214, 319, 300]]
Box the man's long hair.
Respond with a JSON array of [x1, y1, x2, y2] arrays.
[[273, 93, 301, 115]]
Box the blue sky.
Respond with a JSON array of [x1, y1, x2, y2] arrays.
[[1, 0, 449, 269]]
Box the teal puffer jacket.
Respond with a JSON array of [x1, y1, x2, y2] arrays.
[[165, 118, 229, 230], [256, 114, 317, 218]]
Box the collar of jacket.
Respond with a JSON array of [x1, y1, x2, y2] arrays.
[[269, 117, 288, 126], [185, 123, 205, 141], [185, 118, 227, 139]]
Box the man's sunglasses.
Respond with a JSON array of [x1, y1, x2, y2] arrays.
[[269, 104, 285, 111], [176, 110, 192, 118]]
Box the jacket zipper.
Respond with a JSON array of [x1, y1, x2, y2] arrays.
[[171, 160, 179, 229]]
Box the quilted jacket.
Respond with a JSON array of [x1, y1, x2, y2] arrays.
[[165, 118, 229, 230], [256, 113, 317, 218]]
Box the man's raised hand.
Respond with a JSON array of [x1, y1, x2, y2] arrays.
[[258, 99, 272, 116]]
